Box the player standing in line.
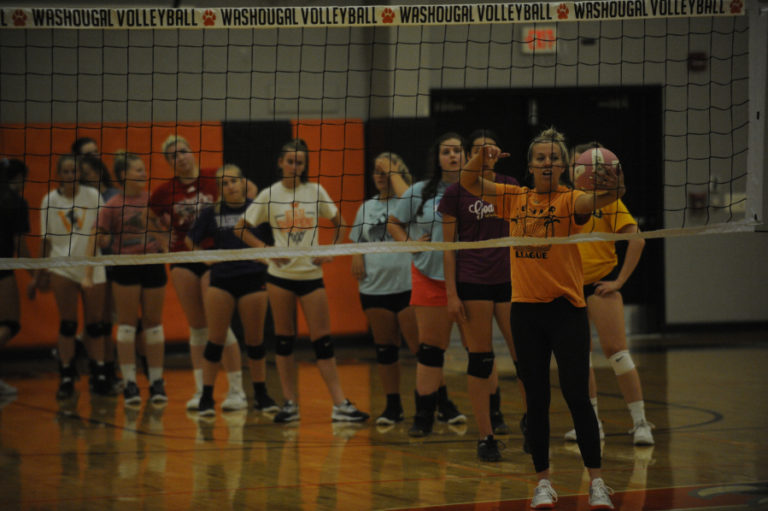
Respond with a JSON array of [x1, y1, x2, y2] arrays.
[[36, 155, 108, 400], [562, 142, 654, 446], [438, 129, 521, 460], [349, 152, 419, 426], [0, 158, 32, 398], [97, 152, 169, 406], [387, 132, 468, 438], [187, 164, 279, 416], [151, 135, 248, 411], [460, 128, 622, 509], [237, 138, 369, 423]]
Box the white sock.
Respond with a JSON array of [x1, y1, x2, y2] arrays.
[[148, 367, 163, 384], [121, 364, 137, 383], [193, 369, 203, 392], [628, 400, 647, 425], [227, 370, 243, 394]]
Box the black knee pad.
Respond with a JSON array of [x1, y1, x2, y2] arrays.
[[59, 320, 78, 337], [274, 335, 295, 356], [203, 341, 224, 363], [85, 322, 103, 339], [375, 344, 399, 365], [246, 344, 266, 360], [102, 322, 113, 336], [0, 320, 21, 339], [312, 336, 334, 360], [417, 343, 445, 368], [467, 351, 495, 379]]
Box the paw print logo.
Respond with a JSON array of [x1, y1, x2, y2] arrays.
[[557, 3, 569, 19], [730, 0, 742, 13], [381, 8, 395, 24], [202, 9, 216, 26], [12, 9, 27, 27]]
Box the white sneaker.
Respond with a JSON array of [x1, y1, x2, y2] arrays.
[[630, 420, 655, 445], [531, 479, 557, 509], [186, 391, 202, 411], [564, 421, 605, 442], [221, 389, 248, 411], [589, 478, 614, 509], [0, 380, 18, 396]]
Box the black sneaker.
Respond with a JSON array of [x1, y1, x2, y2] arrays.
[[520, 413, 531, 454], [56, 379, 75, 401], [198, 394, 215, 417], [254, 393, 280, 413], [408, 410, 434, 437], [376, 405, 405, 425], [91, 372, 111, 396], [437, 399, 466, 424], [149, 379, 168, 405], [123, 381, 141, 406], [273, 400, 300, 423], [477, 435, 504, 462], [491, 410, 511, 435], [331, 400, 370, 422]]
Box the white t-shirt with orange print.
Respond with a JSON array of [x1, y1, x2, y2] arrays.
[[493, 183, 587, 307], [243, 181, 338, 280]]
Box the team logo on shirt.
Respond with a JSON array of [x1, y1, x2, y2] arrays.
[[468, 199, 498, 220], [58, 208, 85, 232], [510, 204, 557, 259], [276, 202, 315, 244]]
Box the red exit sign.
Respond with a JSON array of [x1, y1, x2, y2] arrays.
[[522, 25, 557, 54]]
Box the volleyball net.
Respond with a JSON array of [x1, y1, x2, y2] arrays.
[[0, 1, 765, 270]]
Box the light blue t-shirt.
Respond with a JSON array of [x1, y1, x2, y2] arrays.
[[350, 196, 412, 295], [391, 180, 449, 281]]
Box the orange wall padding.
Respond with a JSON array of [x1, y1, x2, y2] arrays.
[[1, 120, 369, 348]]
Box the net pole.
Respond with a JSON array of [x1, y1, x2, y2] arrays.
[[747, 0, 767, 228]]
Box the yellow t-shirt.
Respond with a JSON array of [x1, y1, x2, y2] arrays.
[[494, 183, 588, 308], [577, 199, 637, 285]]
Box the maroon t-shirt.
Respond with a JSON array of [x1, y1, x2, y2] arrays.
[[438, 173, 518, 284]]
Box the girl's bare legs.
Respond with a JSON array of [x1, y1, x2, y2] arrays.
[[267, 283, 299, 403], [460, 300, 495, 438], [299, 288, 346, 405], [366, 308, 401, 395], [51, 274, 81, 398]]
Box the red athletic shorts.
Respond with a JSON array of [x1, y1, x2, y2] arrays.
[[409, 264, 447, 307]]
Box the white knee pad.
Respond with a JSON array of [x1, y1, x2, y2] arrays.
[[145, 325, 165, 345], [608, 350, 635, 375], [116, 324, 137, 344], [225, 327, 238, 346], [189, 327, 208, 347]]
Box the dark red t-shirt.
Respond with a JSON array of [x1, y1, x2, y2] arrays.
[[149, 167, 218, 252]]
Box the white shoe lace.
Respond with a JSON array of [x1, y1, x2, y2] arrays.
[[532, 481, 558, 507], [590, 479, 615, 507], [628, 420, 655, 434]]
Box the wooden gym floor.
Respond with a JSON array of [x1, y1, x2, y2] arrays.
[[1, 328, 767, 510]]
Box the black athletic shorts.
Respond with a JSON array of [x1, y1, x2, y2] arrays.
[[170, 262, 210, 278], [110, 264, 167, 288], [457, 281, 511, 303], [266, 274, 324, 297], [0, 270, 13, 280], [210, 272, 267, 299], [583, 265, 620, 299], [359, 290, 411, 313]]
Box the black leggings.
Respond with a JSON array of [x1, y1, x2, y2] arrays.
[[511, 298, 601, 473]]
